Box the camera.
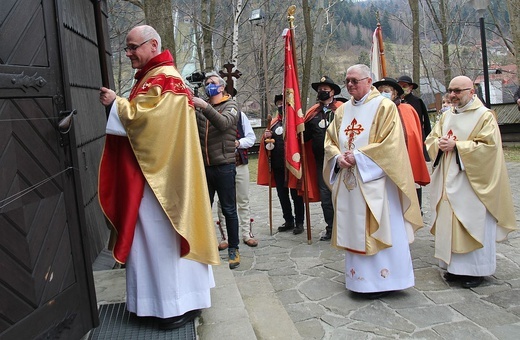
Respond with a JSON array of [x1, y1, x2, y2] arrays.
[[186, 71, 206, 97], [186, 71, 206, 84]]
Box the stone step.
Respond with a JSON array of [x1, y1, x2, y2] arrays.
[[199, 264, 300, 339], [236, 273, 301, 340], [93, 263, 300, 338], [198, 264, 256, 338]]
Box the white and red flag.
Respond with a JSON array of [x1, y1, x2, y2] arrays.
[[370, 24, 387, 81]]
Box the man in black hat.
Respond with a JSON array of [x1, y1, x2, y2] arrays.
[[257, 94, 305, 235], [398, 75, 431, 211], [398, 75, 431, 152], [304, 76, 344, 241]]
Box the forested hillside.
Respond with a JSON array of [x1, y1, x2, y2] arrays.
[[107, 0, 516, 112]]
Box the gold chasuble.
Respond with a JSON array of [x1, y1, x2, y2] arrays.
[[425, 95, 516, 264], [99, 51, 219, 265], [324, 87, 423, 256]]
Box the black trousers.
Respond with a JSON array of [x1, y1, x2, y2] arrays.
[[316, 163, 334, 232], [273, 166, 304, 225]]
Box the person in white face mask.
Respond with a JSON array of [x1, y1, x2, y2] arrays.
[[441, 93, 452, 112], [435, 93, 453, 122], [374, 77, 430, 190]]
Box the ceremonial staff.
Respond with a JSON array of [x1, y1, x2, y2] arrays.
[[375, 17, 387, 78], [287, 5, 312, 244], [265, 114, 275, 236], [370, 12, 388, 81]]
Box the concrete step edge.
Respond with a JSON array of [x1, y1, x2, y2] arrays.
[[235, 273, 302, 340], [198, 264, 257, 339]]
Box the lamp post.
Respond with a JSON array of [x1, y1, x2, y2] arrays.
[[471, 0, 491, 108], [249, 9, 270, 125]]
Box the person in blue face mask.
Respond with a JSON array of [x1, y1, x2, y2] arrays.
[[192, 72, 241, 270]]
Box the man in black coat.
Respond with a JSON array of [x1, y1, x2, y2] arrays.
[[398, 75, 432, 151]]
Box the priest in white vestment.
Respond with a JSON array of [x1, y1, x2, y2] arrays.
[[323, 64, 423, 298], [425, 75, 517, 289], [98, 25, 220, 330]]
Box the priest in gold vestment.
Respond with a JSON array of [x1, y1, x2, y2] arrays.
[[98, 25, 219, 330], [426, 76, 517, 289], [324, 64, 423, 298]]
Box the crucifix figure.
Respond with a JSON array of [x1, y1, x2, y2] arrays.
[[219, 63, 242, 97], [343, 118, 365, 191]]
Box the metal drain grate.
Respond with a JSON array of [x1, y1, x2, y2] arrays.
[[88, 303, 196, 340]]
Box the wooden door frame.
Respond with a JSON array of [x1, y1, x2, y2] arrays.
[[0, 0, 99, 338]]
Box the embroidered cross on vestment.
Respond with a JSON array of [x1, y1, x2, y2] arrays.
[[343, 118, 364, 191]]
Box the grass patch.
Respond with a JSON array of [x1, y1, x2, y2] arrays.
[[503, 146, 520, 163], [248, 154, 259, 183]]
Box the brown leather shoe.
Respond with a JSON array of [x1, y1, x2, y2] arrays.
[[244, 238, 258, 247], [218, 241, 228, 251]]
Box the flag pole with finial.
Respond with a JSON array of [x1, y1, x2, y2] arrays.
[[286, 5, 312, 244], [370, 11, 388, 80]]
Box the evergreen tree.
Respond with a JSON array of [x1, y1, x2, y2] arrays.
[[354, 27, 364, 46], [358, 50, 370, 65], [381, 13, 393, 42]]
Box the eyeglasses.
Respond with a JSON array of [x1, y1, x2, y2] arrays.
[[123, 39, 151, 53], [447, 88, 471, 94], [344, 77, 368, 85]]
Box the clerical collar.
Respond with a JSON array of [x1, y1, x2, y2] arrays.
[[454, 97, 475, 114], [352, 92, 370, 106]]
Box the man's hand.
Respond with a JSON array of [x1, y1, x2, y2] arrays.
[[438, 136, 456, 152], [337, 150, 356, 169], [99, 87, 116, 107], [192, 96, 209, 109]]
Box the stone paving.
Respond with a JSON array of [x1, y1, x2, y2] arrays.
[[222, 162, 520, 339]]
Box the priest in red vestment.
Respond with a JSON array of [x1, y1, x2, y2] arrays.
[[98, 25, 218, 330]]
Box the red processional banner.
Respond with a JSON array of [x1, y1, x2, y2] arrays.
[[283, 29, 304, 180]]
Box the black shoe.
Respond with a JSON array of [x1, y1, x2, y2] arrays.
[[361, 291, 391, 299], [443, 271, 463, 282], [320, 229, 332, 241], [158, 309, 201, 330], [293, 223, 304, 235], [461, 276, 484, 289], [278, 223, 294, 232]]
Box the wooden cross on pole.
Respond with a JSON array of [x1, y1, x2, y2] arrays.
[[219, 63, 242, 97]]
